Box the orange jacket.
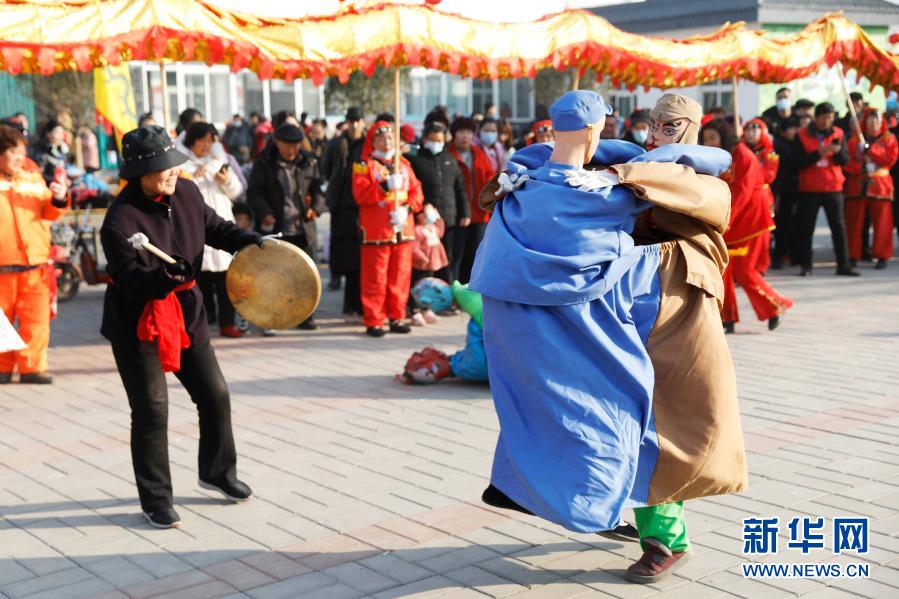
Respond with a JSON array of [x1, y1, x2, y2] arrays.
[[844, 109, 899, 200], [0, 168, 67, 265], [351, 121, 424, 244]]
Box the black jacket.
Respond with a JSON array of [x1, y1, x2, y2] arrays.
[[792, 123, 849, 170], [100, 178, 260, 351], [246, 144, 326, 246], [322, 133, 364, 274], [407, 148, 469, 225], [773, 134, 799, 194]]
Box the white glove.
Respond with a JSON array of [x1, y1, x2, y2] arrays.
[[495, 171, 529, 196], [387, 173, 405, 191], [565, 169, 620, 192], [389, 206, 409, 227]]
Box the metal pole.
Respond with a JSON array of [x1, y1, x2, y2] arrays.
[[732, 76, 742, 138], [572, 69, 580, 91], [836, 62, 866, 149], [159, 61, 170, 133]]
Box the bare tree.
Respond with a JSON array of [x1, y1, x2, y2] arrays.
[[28, 71, 96, 134], [325, 67, 409, 117]]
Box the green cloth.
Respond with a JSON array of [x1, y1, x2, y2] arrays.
[[451, 281, 483, 328], [633, 501, 690, 552]]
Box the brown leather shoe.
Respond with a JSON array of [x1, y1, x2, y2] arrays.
[[625, 540, 691, 584]]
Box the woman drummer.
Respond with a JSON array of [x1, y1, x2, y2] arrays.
[[100, 126, 262, 528]]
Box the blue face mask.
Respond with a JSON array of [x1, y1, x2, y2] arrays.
[[776, 98, 791, 112], [480, 131, 498, 146], [632, 129, 648, 144]]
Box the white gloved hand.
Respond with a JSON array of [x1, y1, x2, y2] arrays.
[[495, 171, 529, 196], [127, 232, 150, 250], [48, 181, 67, 200], [389, 206, 409, 227], [565, 169, 620, 192], [387, 173, 405, 190]]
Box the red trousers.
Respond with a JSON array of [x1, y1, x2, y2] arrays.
[[722, 234, 793, 323], [0, 269, 50, 374], [360, 242, 413, 328], [845, 198, 894, 260]]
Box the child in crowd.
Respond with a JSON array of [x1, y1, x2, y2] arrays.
[[409, 204, 448, 326]]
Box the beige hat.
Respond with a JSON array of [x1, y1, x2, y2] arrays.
[[650, 93, 703, 144]]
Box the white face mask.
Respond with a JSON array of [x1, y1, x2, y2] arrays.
[[632, 129, 648, 144], [372, 148, 395, 161], [776, 98, 791, 111], [424, 141, 444, 154], [480, 131, 498, 146]]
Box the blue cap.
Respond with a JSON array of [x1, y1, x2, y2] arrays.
[[549, 90, 614, 132]]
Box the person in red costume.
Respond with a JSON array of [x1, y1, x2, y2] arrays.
[[351, 121, 424, 337], [741, 118, 779, 273], [527, 119, 554, 146], [844, 108, 899, 269], [700, 119, 793, 333]]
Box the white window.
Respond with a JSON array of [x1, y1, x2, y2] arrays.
[[701, 80, 733, 113]]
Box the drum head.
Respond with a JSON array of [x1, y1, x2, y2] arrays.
[[226, 239, 322, 330]]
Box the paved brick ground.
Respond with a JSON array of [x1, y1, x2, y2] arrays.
[[1, 241, 898, 598]]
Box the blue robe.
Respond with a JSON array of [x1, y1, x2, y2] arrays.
[[469, 141, 729, 532]]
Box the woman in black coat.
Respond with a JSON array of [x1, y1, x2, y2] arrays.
[[101, 126, 261, 529]]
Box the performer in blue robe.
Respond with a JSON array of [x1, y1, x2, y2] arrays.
[[469, 91, 731, 534]]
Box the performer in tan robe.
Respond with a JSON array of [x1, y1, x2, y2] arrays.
[[478, 93, 746, 583]]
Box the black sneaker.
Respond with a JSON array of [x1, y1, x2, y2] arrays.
[[198, 478, 253, 503], [143, 507, 181, 529], [19, 372, 53, 384], [798, 267, 812, 277], [0, 373, 11, 384], [768, 315, 781, 331], [876, 259, 888, 270], [723, 321, 735, 334], [297, 317, 318, 330], [598, 522, 641, 543], [835, 266, 861, 277], [849, 259, 858, 268], [389, 320, 412, 334], [366, 326, 386, 337]]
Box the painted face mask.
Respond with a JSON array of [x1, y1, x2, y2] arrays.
[[648, 118, 689, 148]]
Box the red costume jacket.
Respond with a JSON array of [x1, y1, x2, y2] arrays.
[[722, 143, 774, 248], [797, 125, 846, 193], [351, 121, 424, 244], [845, 109, 899, 201], [449, 143, 494, 225]]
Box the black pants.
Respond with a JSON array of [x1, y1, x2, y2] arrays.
[[442, 226, 468, 283], [795, 191, 851, 270], [772, 191, 799, 265], [197, 271, 235, 327], [458, 222, 488, 284], [342, 270, 362, 315], [112, 342, 237, 512]]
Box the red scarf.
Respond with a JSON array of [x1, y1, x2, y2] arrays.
[[137, 280, 195, 372]]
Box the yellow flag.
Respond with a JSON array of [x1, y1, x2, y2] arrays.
[[94, 64, 138, 144]]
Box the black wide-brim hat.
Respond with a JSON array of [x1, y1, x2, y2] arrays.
[[119, 125, 189, 179]]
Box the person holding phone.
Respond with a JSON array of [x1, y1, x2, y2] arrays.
[[182, 122, 246, 338], [792, 102, 858, 277]]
